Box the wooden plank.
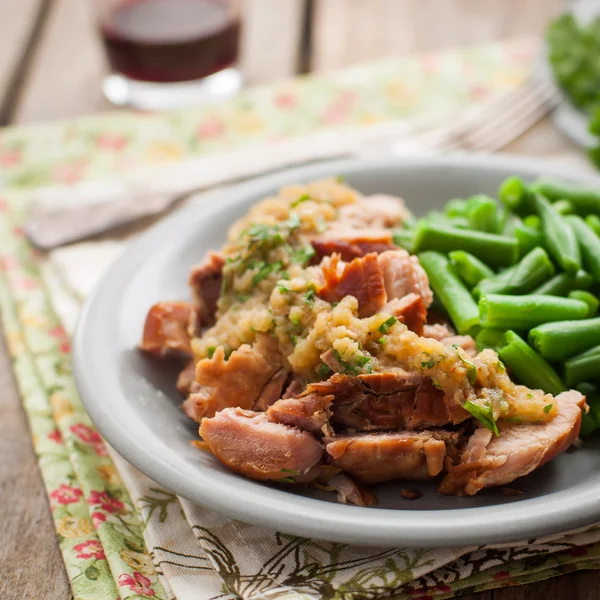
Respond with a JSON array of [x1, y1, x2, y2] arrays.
[[0, 331, 71, 600], [14, 0, 109, 124], [240, 0, 306, 84], [311, 0, 565, 72], [0, 0, 46, 122]]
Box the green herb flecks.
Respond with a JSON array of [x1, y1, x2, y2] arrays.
[[544, 403, 554, 414], [453, 344, 477, 385], [292, 245, 316, 265], [291, 194, 311, 208], [207, 346, 216, 359], [463, 400, 499, 435], [378, 315, 398, 334], [333, 349, 372, 375]]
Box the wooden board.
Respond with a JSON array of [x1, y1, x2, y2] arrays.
[[14, 0, 110, 124], [311, 0, 565, 72], [0, 328, 71, 600]]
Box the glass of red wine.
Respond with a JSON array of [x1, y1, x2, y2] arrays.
[[94, 0, 243, 109]]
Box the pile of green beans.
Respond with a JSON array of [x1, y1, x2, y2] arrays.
[[396, 176, 600, 436]]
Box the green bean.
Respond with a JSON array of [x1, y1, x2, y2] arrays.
[[528, 317, 600, 361], [448, 250, 495, 289], [501, 211, 520, 236], [479, 294, 588, 330], [445, 198, 468, 218], [534, 194, 581, 274], [474, 247, 554, 297], [475, 328, 505, 352], [392, 229, 415, 253], [568, 290, 600, 317], [497, 330, 567, 396], [523, 215, 541, 229], [531, 178, 600, 215], [553, 199, 575, 215], [532, 270, 594, 296], [565, 215, 600, 281], [418, 251, 481, 335], [515, 222, 545, 257], [465, 194, 501, 233], [585, 214, 600, 237], [580, 411, 597, 437], [564, 345, 600, 386], [499, 176, 535, 216], [413, 223, 519, 267]]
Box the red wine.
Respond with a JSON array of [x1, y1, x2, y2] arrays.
[[101, 0, 241, 83]]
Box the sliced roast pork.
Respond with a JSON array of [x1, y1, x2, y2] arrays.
[[381, 293, 427, 335], [185, 334, 283, 421], [315, 472, 376, 506], [267, 392, 334, 434], [311, 228, 397, 262], [188, 251, 225, 328], [319, 253, 387, 317], [378, 250, 433, 308], [308, 372, 468, 431], [440, 390, 586, 496], [324, 431, 461, 483], [139, 301, 194, 359], [200, 407, 323, 481]]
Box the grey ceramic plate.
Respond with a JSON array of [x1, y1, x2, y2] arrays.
[[537, 0, 599, 148], [74, 155, 600, 548]]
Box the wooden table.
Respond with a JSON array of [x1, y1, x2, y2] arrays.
[[2, 1, 600, 599]]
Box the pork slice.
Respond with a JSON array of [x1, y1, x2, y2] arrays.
[[423, 323, 455, 341], [423, 324, 476, 357], [190, 334, 282, 421], [315, 472, 376, 506], [309, 372, 466, 431], [381, 293, 427, 335], [311, 228, 397, 262], [282, 377, 305, 399], [253, 368, 289, 411], [139, 301, 194, 359], [325, 431, 460, 483], [318, 253, 387, 317], [176, 360, 197, 396], [338, 194, 411, 228], [267, 392, 334, 434], [188, 251, 225, 329], [439, 390, 586, 496], [378, 250, 433, 308], [199, 407, 323, 481]]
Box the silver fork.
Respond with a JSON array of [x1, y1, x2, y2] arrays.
[[386, 76, 560, 156]]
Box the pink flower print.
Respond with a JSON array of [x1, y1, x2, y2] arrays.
[[197, 116, 224, 138], [96, 134, 128, 151], [275, 92, 296, 108], [70, 423, 102, 445], [91, 511, 106, 527], [88, 490, 125, 514], [0, 256, 18, 271], [17, 277, 36, 290], [50, 484, 83, 505], [469, 84, 490, 102], [12, 226, 24, 237], [0, 149, 21, 166], [74, 539, 105, 560], [52, 163, 85, 184], [0, 198, 6, 212], [48, 428, 63, 444], [118, 572, 155, 597]]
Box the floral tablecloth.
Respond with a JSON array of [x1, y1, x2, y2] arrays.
[[3, 38, 600, 600]]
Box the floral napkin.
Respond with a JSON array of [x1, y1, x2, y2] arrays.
[[3, 37, 600, 600]]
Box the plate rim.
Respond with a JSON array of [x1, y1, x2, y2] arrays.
[[74, 154, 600, 547]]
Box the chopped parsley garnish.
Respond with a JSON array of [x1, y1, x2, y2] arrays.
[[288, 334, 298, 346], [378, 316, 398, 334], [421, 358, 437, 369], [280, 468, 300, 475], [453, 344, 477, 385], [497, 360, 506, 372], [431, 379, 442, 390], [251, 261, 283, 287], [289, 314, 301, 326], [207, 346, 216, 359], [544, 403, 554, 414], [304, 289, 316, 306], [376, 337, 385, 345], [506, 416, 523, 424], [527, 393, 533, 399], [463, 400, 499, 435], [317, 363, 332, 379], [333, 349, 372, 375], [279, 477, 296, 484], [276, 283, 290, 293], [291, 244, 316, 265], [291, 194, 311, 207]]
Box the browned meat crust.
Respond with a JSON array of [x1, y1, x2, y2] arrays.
[[324, 431, 461, 483], [267, 392, 334, 434], [139, 301, 194, 359], [311, 232, 397, 262], [319, 253, 387, 317], [189, 251, 225, 329]]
